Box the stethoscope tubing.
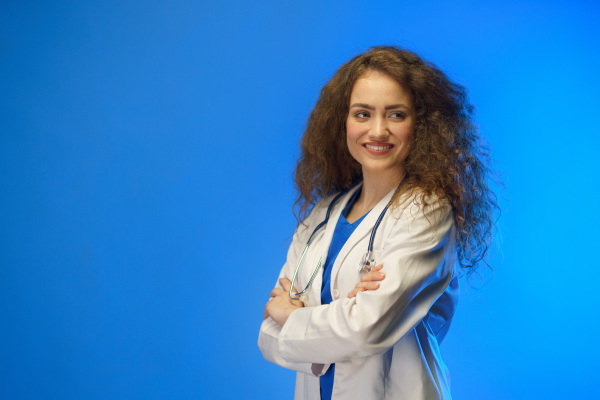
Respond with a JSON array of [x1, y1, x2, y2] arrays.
[[289, 190, 347, 300], [288, 179, 404, 301]]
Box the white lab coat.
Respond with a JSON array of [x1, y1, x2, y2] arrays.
[[258, 184, 459, 399]]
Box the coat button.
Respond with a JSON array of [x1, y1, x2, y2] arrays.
[[332, 289, 340, 299]]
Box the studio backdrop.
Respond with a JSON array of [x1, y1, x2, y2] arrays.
[[1, 1, 599, 399]]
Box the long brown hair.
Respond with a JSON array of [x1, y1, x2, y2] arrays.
[[294, 46, 499, 272]]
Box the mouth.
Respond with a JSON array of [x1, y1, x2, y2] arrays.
[[362, 142, 395, 155], [363, 143, 394, 151]]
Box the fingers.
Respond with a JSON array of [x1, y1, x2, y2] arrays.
[[348, 265, 384, 299], [348, 287, 368, 299], [265, 278, 302, 320], [264, 294, 281, 320], [269, 278, 296, 300], [279, 278, 292, 292], [264, 298, 276, 319], [361, 266, 385, 283], [267, 279, 302, 308], [269, 287, 284, 298], [279, 278, 299, 296], [355, 281, 381, 291], [348, 282, 381, 298]]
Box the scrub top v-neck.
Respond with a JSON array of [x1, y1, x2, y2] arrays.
[[320, 188, 368, 400]]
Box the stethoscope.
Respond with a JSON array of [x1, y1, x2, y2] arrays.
[[288, 185, 396, 302]]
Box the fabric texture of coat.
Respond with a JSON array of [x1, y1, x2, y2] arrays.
[[258, 184, 459, 399]]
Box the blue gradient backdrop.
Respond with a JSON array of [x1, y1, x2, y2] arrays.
[[1, 1, 599, 399]]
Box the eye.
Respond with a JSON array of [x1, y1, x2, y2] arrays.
[[354, 111, 370, 119], [389, 111, 407, 119]]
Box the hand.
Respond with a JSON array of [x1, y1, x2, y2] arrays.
[[347, 264, 385, 299], [263, 278, 305, 327]]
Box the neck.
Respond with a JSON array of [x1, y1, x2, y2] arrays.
[[356, 168, 405, 212]]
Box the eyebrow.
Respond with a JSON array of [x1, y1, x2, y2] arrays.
[[349, 103, 410, 110]]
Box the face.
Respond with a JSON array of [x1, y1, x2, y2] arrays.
[[346, 70, 415, 181]]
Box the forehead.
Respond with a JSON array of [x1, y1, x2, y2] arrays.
[[350, 71, 413, 106]]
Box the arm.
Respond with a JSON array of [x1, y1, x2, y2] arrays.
[[257, 201, 330, 375], [347, 264, 386, 299], [278, 198, 456, 364], [259, 318, 317, 374]]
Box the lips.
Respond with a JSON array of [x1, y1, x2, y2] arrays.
[[362, 142, 394, 154], [364, 143, 393, 151]]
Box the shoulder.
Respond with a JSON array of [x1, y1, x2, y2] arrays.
[[295, 191, 343, 236], [387, 189, 454, 238], [391, 189, 452, 220]]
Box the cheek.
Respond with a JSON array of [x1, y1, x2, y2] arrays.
[[397, 125, 414, 144], [345, 124, 363, 161], [403, 128, 415, 158], [345, 121, 361, 142]]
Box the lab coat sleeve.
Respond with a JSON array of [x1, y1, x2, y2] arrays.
[[278, 197, 456, 364], [257, 203, 328, 376]]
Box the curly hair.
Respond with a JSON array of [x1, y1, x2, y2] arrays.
[[294, 46, 499, 272]]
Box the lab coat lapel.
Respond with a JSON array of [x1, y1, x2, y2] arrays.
[[310, 186, 362, 304], [330, 186, 397, 286]]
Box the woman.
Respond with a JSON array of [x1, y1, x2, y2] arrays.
[[258, 46, 497, 400]]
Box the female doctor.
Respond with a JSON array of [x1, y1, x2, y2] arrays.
[[259, 46, 497, 400]]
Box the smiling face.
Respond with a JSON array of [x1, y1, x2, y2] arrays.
[[346, 70, 415, 184]]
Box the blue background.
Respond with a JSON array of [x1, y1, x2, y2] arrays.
[[1, 1, 599, 399]]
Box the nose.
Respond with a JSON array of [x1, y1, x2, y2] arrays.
[[369, 116, 389, 140]]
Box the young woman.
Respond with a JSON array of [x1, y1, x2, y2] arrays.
[[258, 46, 497, 400]]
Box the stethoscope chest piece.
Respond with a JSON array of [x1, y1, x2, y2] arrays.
[[288, 181, 400, 300], [359, 250, 375, 274]]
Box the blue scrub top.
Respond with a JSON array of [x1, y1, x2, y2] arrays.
[[320, 189, 368, 400]]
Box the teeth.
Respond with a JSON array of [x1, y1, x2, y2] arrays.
[[365, 144, 393, 151]]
